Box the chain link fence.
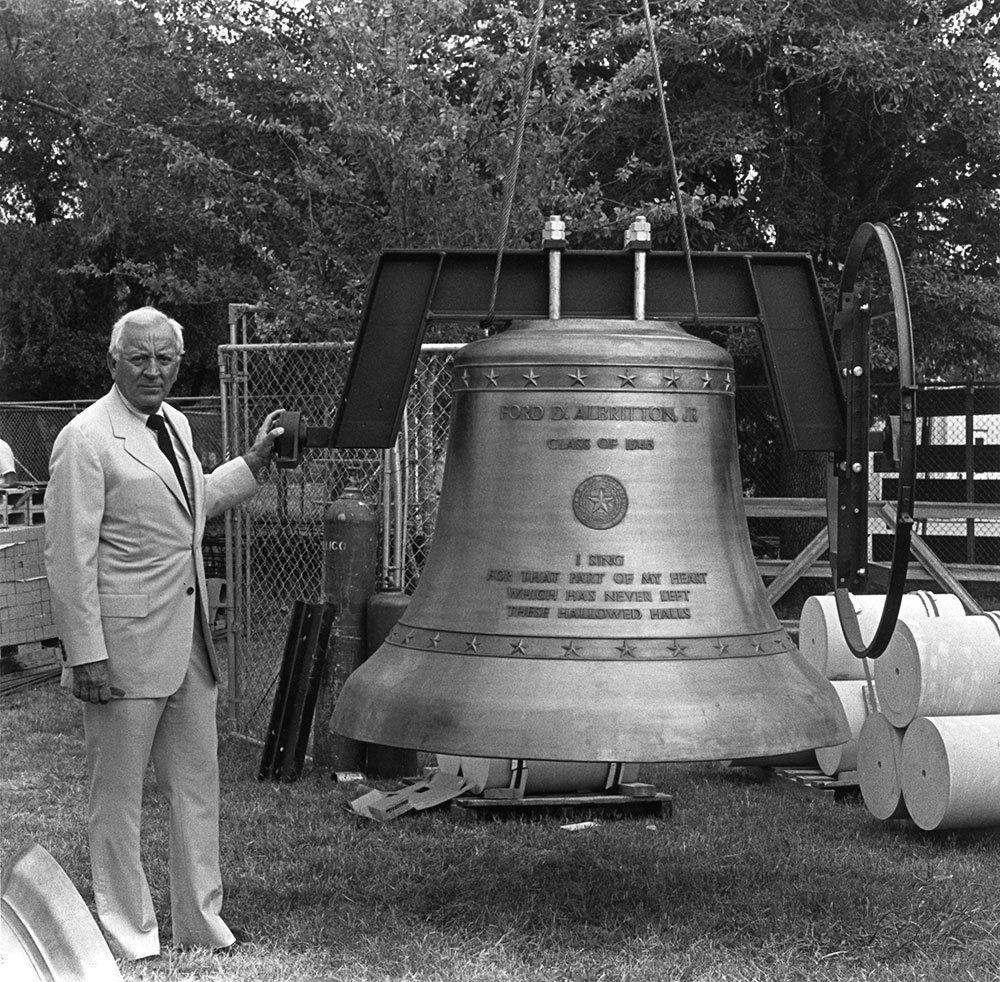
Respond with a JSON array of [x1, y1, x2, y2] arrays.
[[0, 399, 225, 485], [737, 383, 1000, 568], [0, 404, 87, 484]]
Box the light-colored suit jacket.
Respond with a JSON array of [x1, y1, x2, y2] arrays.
[[44, 387, 259, 698]]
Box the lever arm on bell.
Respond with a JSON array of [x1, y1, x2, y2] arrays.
[[273, 410, 335, 468]]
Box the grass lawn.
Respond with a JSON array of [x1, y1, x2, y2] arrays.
[[2, 681, 998, 981]]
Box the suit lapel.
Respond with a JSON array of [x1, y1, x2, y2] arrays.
[[105, 390, 192, 516]]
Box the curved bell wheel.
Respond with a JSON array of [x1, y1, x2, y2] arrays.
[[828, 222, 917, 659], [1, 842, 123, 982]]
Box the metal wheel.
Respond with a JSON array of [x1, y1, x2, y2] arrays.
[[828, 222, 917, 659]]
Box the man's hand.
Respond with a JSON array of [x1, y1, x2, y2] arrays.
[[243, 408, 286, 476], [72, 662, 123, 704]]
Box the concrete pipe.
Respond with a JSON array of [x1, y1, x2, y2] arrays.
[[857, 711, 909, 821], [815, 680, 871, 776], [901, 715, 1000, 831], [874, 613, 1000, 728], [799, 591, 965, 681]]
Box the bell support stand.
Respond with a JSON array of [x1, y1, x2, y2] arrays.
[[274, 245, 847, 460], [828, 222, 918, 659]]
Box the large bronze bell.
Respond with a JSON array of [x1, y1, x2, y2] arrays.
[[331, 313, 850, 761]]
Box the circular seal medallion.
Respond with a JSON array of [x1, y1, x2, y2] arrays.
[[572, 474, 629, 530]]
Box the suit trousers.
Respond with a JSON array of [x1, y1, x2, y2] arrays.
[[83, 619, 234, 958]]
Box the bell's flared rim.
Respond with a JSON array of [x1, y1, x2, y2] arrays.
[[332, 644, 852, 763]]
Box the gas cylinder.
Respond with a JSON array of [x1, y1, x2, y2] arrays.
[[313, 480, 377, 770]]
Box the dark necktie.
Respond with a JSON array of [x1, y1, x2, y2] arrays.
[[146, 414, 191, 509]]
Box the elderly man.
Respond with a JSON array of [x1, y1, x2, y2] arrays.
[[44, 307, 283, 960]]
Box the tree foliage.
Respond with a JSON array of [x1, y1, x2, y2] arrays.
[[1, 0, 997, 400]]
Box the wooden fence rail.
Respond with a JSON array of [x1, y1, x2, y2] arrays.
[[745, 497, 1000, 613]]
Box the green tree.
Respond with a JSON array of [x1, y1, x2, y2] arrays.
[[1, 0, 997, 400]]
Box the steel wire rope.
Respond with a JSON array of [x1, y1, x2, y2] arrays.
[[641, 0, 701, 324], [485, 0, 546, 328]]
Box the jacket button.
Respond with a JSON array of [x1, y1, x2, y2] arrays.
[[186, 586, 195, 595]]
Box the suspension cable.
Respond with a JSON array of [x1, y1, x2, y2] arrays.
[[485, 0, 546, 329], [641, 0, 701, 325]]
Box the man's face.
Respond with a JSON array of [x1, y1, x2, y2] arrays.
[[108, 320, 182, 414]]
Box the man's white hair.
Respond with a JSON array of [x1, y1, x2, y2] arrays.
[[108, 307, 185, 359]]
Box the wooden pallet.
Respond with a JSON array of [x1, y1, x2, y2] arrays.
[[451, 791, 673, 821], [744, 764, 860, 802]]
